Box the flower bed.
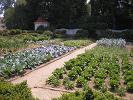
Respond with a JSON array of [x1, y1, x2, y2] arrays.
[[0, 45, 76, 78]]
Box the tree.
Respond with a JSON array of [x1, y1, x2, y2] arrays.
[[90, 0, 131, 29], [4, 0, 88, 29], [4, 0, 29, 29], [50, 0, 88, 28]]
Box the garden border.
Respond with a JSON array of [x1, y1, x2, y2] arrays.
[[33, 86, 75, 93]]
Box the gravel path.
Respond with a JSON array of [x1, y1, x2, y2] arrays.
[[11, 43, 97, 100]]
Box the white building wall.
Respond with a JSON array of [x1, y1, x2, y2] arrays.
[[35, 23, 49, 31]]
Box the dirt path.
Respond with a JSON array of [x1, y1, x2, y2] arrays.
[[11, 43, 97, 100]]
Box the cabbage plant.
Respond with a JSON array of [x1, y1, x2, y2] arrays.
[[96, 38, 126, 47], [0, 45, 76, 78]]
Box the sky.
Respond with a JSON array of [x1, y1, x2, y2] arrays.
[[87, 0, 90, 3], [0, 0, 90, 17]]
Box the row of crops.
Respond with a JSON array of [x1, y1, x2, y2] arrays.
[[47, 45, 133, 99], [0, 45, 76, 78]]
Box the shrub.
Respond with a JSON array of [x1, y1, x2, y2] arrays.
[[0, 81, 35, 100], [54, 29, 67, 38], [75, 30, 89, 38], [54, 29, 66, 34], [10, 29, 22, 35]]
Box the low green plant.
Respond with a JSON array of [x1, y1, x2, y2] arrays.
[[110, 79, 119, 90], [94, 78, 104, 89], [68, 70, 78, 81], [117, 87, 126, 96], [64, 80, 74, 90], [47, 75, 60, 87], [52, 68, 65, 79], [127, 82, 133, 92], [63, 40, 92, 48], [0, 80, 35, 100], [76, 76, 87, 88]]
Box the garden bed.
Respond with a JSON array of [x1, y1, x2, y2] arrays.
[[0, 45, 76, 79], [0, 39, 93, 80], [46, 44, 133, 100]]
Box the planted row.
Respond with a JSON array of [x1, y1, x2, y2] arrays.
[[0, 45, 75, 78], [47, 46, 130, 99], [96, 38, 126, 48], [122, 55, 133, 92]]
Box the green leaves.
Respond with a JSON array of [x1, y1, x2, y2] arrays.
[[47, 75, 60, 87], [0, 81, 34, 100]]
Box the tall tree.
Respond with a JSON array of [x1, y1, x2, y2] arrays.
[[90, 0, 131, 29], [50, 0, 88, 28], [5, 0, 88, 29]]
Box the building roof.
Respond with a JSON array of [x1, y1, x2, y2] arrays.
[[34, 17, 48, 24]]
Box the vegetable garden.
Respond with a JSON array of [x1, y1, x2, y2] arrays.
[[0, 31, 92, 78], [47, 39, 133, 100]]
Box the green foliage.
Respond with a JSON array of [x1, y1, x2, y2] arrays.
[[48, 46, 131, 100], [0, 31, 53, 54], [127, 82, 133, 92], [96, 30, 133, 40], [75, 30, 89, 39], [47, 75, 60, 87], [63, 40, 92, 48], [64, 80, 74, 90], [68, 70, 78, 81], [94, 78, 104, 89], [110, 79, 119, 90], [52, 68, 65, 79], [4, 0, 88, 29], [65, 59, 76, 70], [76, 76, 87, 88], [0, 81, 35, 100], [55, 88, 121, 100], [117, 87, 126, 96]]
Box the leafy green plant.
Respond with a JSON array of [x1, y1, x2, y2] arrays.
[[52, 68, 65, 79], [117, 87, 126, 96], [76, 76, 87, 88], [0, 81, 35, 100], [63, 40, 92, 48], [94, 78, 104, 89], [127, 82, 133, 92], [65, 59, 76, 70], [110, 79, 119, 90], [64, 80, 74, 90], [68, 70, 78, 81], [47, 75, 60, 87]]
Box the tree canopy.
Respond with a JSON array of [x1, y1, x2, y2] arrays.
[[90, 0, 133, 29], [4, 0, 88, 29]]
